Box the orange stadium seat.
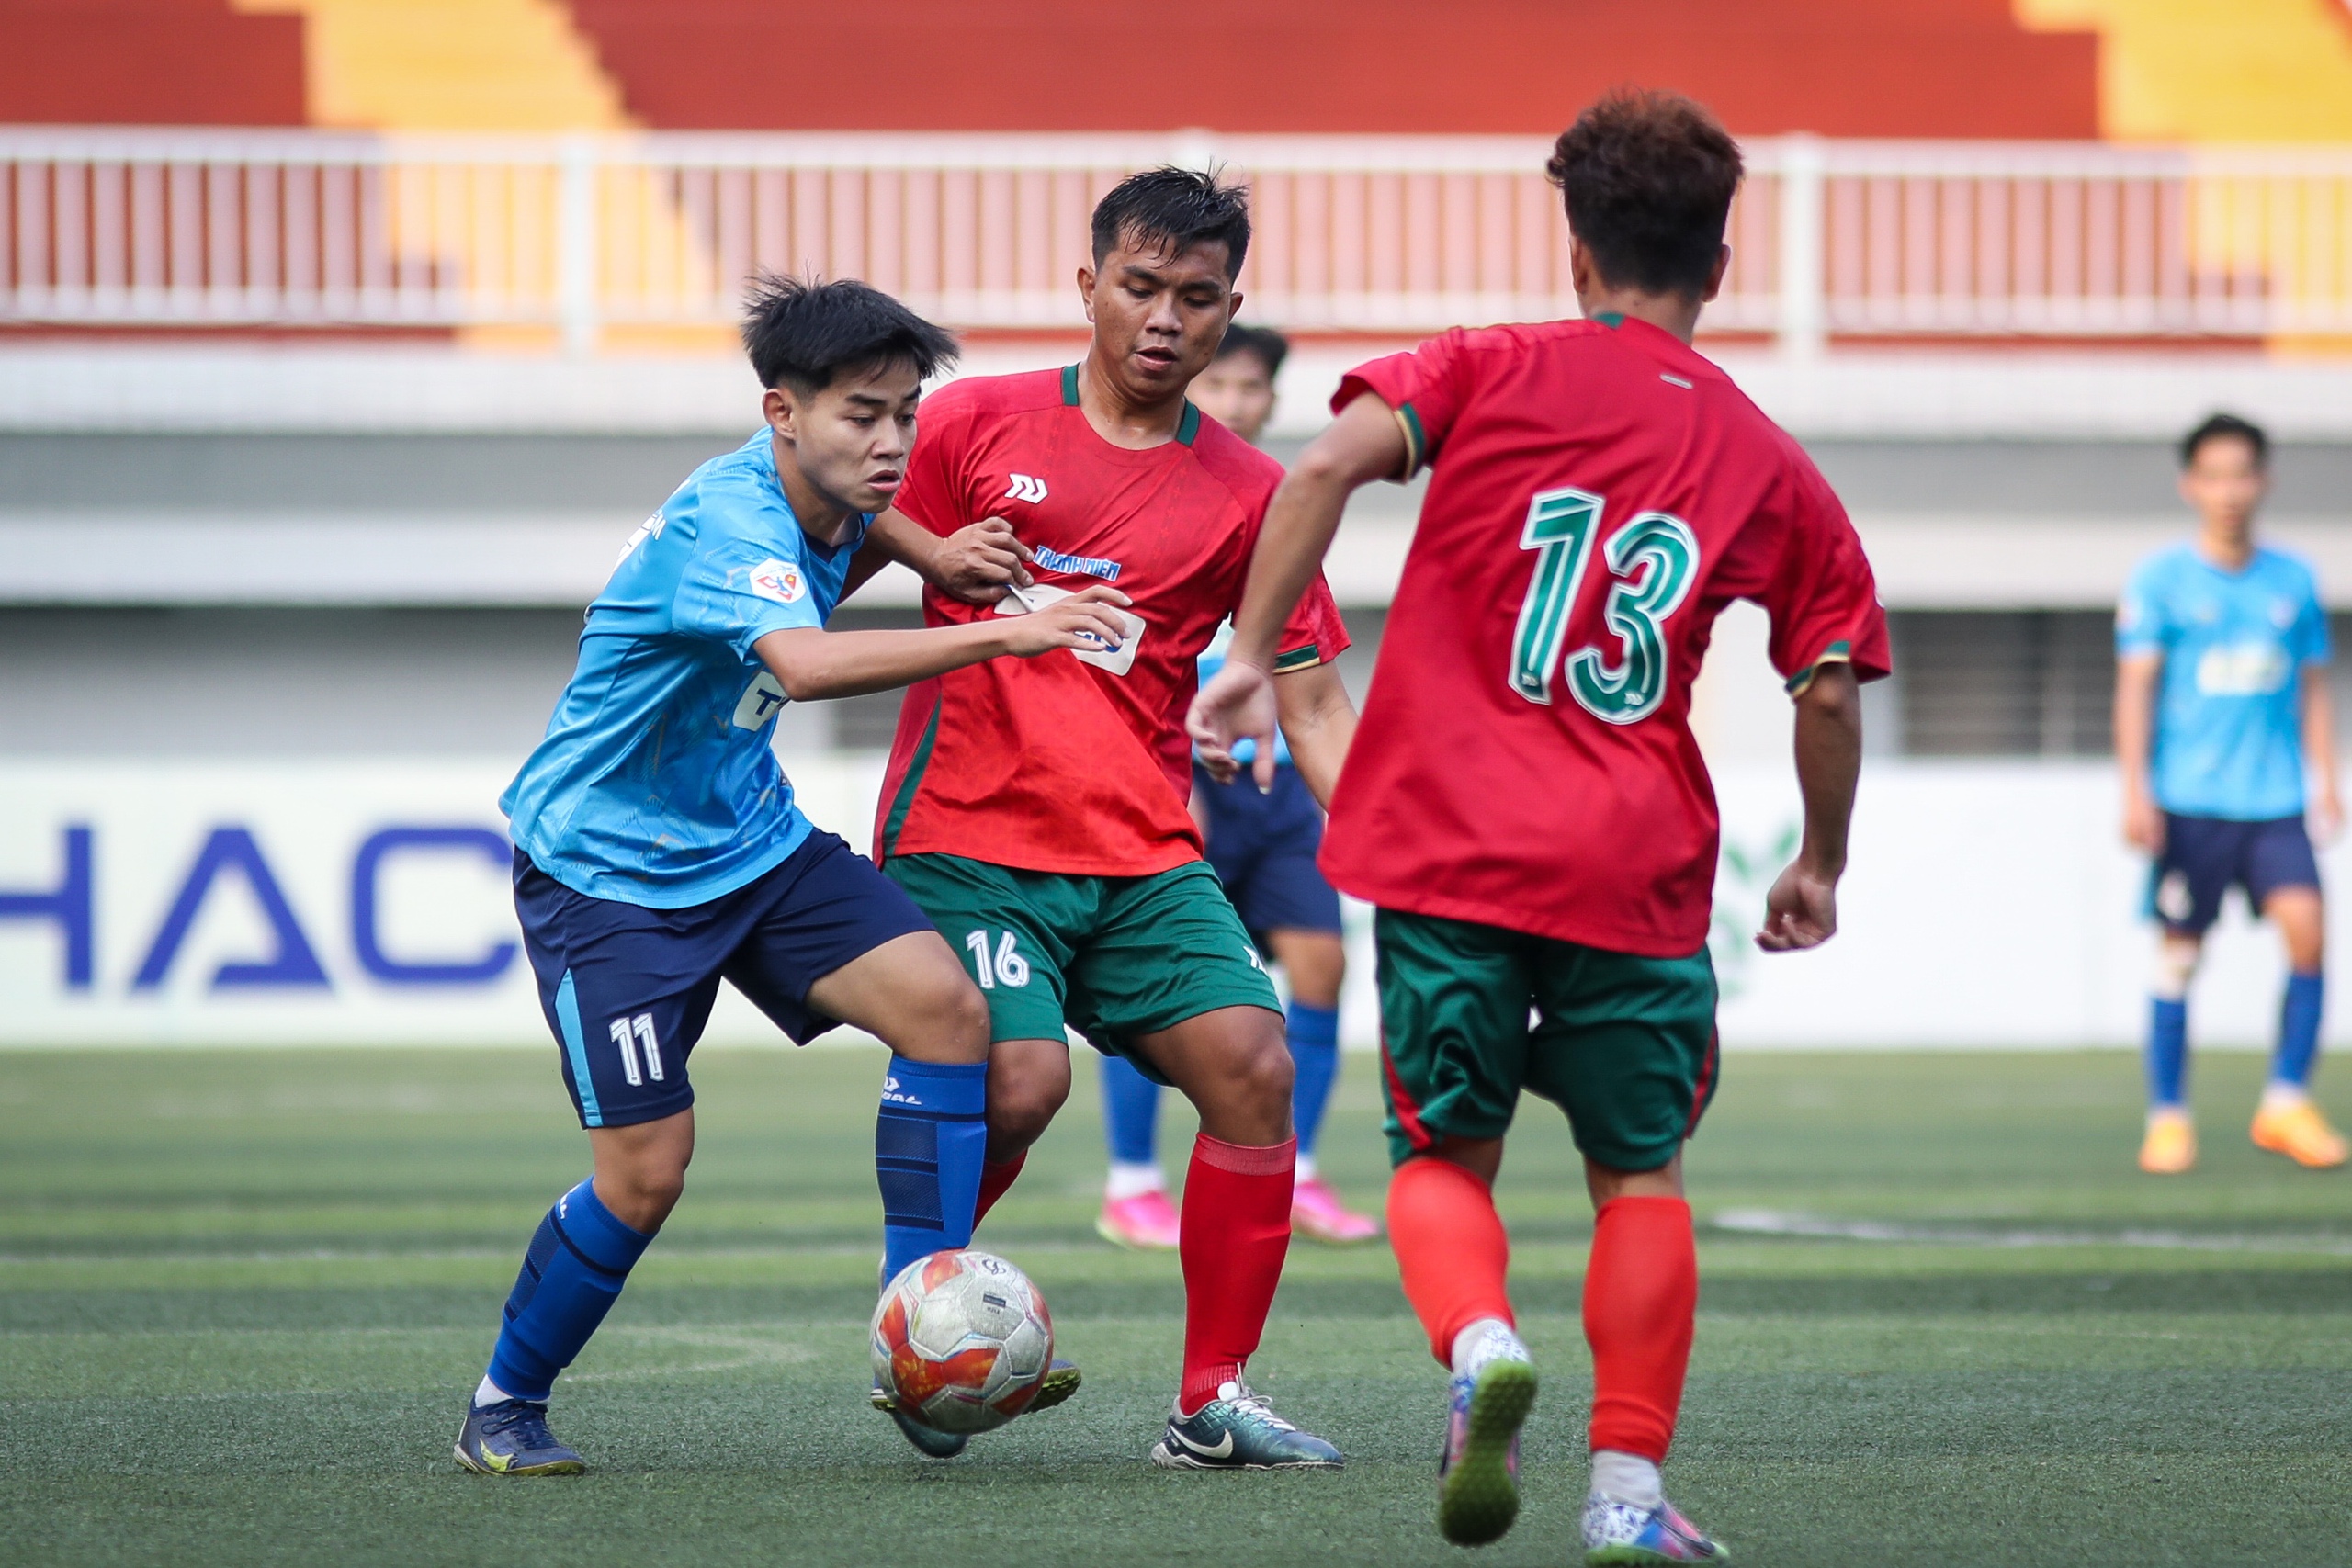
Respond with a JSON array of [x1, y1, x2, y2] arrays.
[[0, 0, 305, 123], [560, 0, 2098, 137]]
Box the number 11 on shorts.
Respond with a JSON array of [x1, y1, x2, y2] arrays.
[[964, 930, 1031, 989]]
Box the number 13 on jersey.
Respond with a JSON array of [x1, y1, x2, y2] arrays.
[[1509, 486, 1699, 723]]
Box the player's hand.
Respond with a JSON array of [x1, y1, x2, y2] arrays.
[[932, 518, 1035, 604], [1189, 660, 1281, 793], [1001, 585, 1132, 658], [1756, 861, 1838, 952], [2121, 789, 2165, 855], [2313, 786, 2346, 848]]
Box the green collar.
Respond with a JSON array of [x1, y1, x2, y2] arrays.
[[1594, 310, 1626, 329], [1063, 365, 1201, 446]]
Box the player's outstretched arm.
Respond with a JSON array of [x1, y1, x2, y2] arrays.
[[753, 585, 1130, 702], [844, 510, 1035, 606], [1193, 394, 1404, 788], [1758, 663, 1862, 952]]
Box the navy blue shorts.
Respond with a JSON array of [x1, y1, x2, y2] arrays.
[[1193, 761, 1343, 940], [2147, 812, 2322, 937], [514, 829, 934, 1128]]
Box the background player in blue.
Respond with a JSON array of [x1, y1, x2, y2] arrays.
[[1093, 325, 1379, 1249], [2117, 412, 2346, 1175], [459, 276, 1133, 1477]]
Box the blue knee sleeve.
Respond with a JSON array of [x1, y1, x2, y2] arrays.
[[486, 1178, 652, 1402], [1099, 1054, 1162, 1166], [876, 1056, 989, 1283], [2146, 997, 2189, 1108], [1287, 1001, 1340, 1157], [2272, 972, 2324, 1089]]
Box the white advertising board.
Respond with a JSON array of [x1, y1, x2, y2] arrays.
[[0, 758, 2333, 1050]]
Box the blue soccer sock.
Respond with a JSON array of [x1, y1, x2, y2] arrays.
[[876, 1056, 989, 1282], [1287, 1000, 1341, 1161], [2146, 997, 2189, 1110], [1100, 1054, 1162, 1168], [484, 1178, 653, 1404], [2271, 972, 2325, 1091]]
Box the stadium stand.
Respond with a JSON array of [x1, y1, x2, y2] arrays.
[[0, 0, 303, 124]]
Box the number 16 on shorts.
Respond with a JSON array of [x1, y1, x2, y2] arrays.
[[964, 930, 1031, 989]]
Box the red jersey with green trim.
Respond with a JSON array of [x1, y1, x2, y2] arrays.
[[876, 366, 1348, 876], [1326, 317, 1890, 956]]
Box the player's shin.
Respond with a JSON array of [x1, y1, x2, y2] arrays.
[[1177, 1133, 1296, 1414], [1386, 1156, 1514, 1364], [876, 1056, 989, 1281], [1285, 1001, 1341, 1168], [481, 1178, 654, 1404], [1583, 1195, 1697, 1482], [2270, 972, 2324, 1091], [974, 1150, 1026, 1225]]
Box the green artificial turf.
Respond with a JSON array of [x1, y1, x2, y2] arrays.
[[3, 1045, 2348, 1566]]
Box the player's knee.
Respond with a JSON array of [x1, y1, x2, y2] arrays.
[[1233, 1026, 1295, 1110], [603, 1159, 688, 1232], [2153, 938, 2201, 1000], [985, 1055, 1069, 1145]]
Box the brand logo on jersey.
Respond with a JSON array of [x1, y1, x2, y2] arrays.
[[1030, 545, 1123, 582], [616, 511, 666, 564], [732, 672, 787, 730], [1004, 473, 1049, 504], [749, 558, 808, 604]]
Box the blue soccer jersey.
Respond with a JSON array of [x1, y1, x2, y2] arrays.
[[2117, 542, 2329, 820], [502, 429, 865, 908]]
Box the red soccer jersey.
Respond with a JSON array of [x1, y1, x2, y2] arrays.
[[1324, 317, 1890, 956], [876, 366, 1349, 876]]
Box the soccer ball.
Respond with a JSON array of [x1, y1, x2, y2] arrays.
[[871, 1249, 1053, 1435]]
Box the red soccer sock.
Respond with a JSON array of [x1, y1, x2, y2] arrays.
[[1177, 1134, 1296, 1414], [1583, 1194, 1697, 1463], [972, 1151, 1027, 1227], [1386, 1155, 1515, 1365]]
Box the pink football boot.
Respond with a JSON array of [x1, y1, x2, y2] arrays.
[[1096, 1190, 1182, 1250], [1292, 1176, 1381, 1244]]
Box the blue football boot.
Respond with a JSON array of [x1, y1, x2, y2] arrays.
[[1583, 1494, 1731, 1564], [1438, 1356, 1537, 1545], [1031, 1358, 1081, 1413], [1150, 1379, 1342, 1470], [454, 1397, 584, 1476], [870, 1377, 970, 1459]]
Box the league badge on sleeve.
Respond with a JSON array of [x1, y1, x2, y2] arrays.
[[749, 558, 808, 604]]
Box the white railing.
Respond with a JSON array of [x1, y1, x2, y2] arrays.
[[5, 128, 2352, 353]]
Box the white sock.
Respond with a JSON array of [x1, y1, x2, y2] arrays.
[[1591, 1449, 1663, 1510], [2261, 1082, 2312, 1112], [473, 1374, 516, 1409], [1105, 1161, 1165, 1201], [1295, 1153, 1319, 1183], [1449, 1316, 1526, 1378]]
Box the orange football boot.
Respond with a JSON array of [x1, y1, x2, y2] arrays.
[[2138, 1108, 2197, 1175], [2250, 1096, 2349, 1169]]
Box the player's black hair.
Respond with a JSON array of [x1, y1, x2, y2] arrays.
[[1547, 89, 1743, 299], [740, 273, 959, 394], [1090, 166, 1251, 281], [1214, 322, 1289, 378], [2179, 412, 2270, 469]]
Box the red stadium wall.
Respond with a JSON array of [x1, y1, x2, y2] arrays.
[[0, 0, 305, 124], [562, 0, 2098, 138]]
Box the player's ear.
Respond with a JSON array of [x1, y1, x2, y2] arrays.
[[1702, 244, 1729, 304], [1077, 264, 1097, 323], [762, 385, 793, 441], [1225, 289, 1244, 326]]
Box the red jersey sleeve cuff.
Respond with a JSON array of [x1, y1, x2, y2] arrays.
[[1785, 639, 1892, 696], [1273, 642, 1330, 672]]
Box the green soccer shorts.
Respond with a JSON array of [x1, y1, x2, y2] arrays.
[[882, 852, 1281, 1085], [1374, 908, 1720, 1173]]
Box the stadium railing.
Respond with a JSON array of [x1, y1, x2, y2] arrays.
[[3, 129, 2349, 353]]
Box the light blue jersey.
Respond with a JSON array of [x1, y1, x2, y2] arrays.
[[503, 429, 865, 908], [2118, 542, 2328, 820], [1197, 624, 1291, 768]]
